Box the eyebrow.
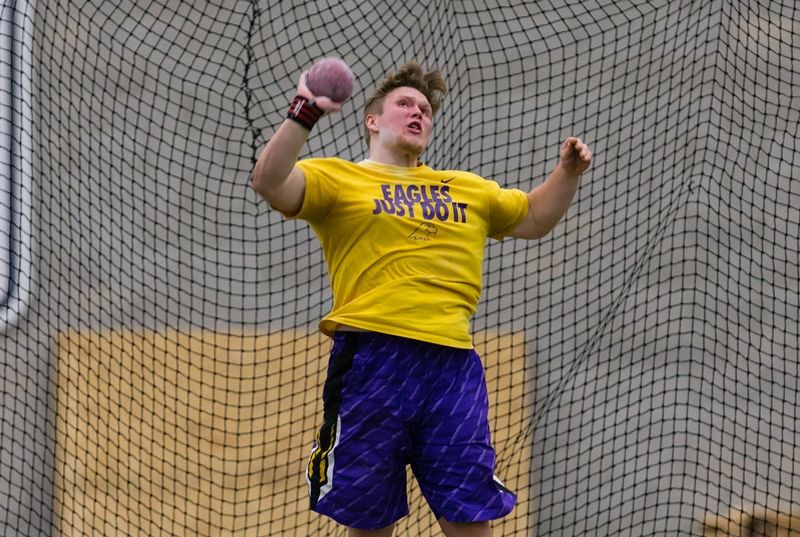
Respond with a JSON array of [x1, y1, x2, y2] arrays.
[[394, 92, 431, 111]]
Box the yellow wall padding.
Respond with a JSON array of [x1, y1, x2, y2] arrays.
[[53, 328, 532, 536]]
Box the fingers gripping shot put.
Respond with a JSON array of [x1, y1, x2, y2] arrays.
[[251, 59, 591, 537], [305, 57, 355, 103]]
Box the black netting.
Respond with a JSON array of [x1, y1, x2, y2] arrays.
[[1, 1, 798, 536]]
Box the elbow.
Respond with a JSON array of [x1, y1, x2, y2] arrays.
[[251, 157, 267, 190], [251, 144, 279, 198], [251, 166, 265, 195], [510, 211, 558, 240], [251, 162, 303, 216], [518, 226, 551, 241], [529, 216, 563, 240], [527, 228, 550, 240], [251, 162, 276, 201]]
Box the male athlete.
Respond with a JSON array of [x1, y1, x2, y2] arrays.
[[252, 61, 592, 537]]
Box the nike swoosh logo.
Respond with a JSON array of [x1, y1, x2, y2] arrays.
[[441, 176, 455, 183]]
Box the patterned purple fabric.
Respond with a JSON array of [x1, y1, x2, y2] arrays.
[[306, 331, 515, 530]]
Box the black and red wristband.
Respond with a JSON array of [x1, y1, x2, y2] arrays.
[[287, 95, 324, 130]]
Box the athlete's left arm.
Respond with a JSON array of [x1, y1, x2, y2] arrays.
[[509, 137, 592, 240]]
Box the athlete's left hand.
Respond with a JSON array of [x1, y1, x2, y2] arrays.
[[559, 137, 592, 175]]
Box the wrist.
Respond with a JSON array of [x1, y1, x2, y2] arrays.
[[557, 161, 584, 178], [287, 95, 324, 130]]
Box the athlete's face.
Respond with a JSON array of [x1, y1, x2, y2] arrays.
[[367, 87, 433, 158]]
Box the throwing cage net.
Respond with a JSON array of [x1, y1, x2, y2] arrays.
[[2, 1, 799, 535]]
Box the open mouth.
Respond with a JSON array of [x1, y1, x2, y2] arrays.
[[407, 121, 422, 134]]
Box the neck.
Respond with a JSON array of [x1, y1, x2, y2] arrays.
[[368, 145, 420, 167]]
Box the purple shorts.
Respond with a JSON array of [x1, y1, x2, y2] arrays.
[[305, 331, 515, 530]]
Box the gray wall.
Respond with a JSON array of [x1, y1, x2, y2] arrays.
[[1, 0, 799, 535]]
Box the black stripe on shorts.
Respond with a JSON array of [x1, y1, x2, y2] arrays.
[[307, 332, 359, 508]]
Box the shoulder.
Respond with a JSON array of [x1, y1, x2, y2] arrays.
[[296, 156, 355, 171], [415, 165, 486, 183], [431, 169, 507, 194], [296, 157, 364, 184]]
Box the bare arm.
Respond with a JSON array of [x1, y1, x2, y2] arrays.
[[252, 120, 311, 215], [509, 137, 592, 240], [251, 72, 342, 215]]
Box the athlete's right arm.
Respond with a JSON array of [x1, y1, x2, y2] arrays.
[[251, 71, 343, 216], [251, 120, 310, 216]]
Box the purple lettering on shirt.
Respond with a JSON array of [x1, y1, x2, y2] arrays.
[[371, 183, 468, 225]]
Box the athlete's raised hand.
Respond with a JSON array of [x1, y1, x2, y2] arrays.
[[296, 71, 343, 114], [559, 137, 592, 175]]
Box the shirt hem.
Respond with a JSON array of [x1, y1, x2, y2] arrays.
[[320, 318, 474, 350]]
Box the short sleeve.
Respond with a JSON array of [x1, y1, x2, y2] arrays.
[[293, 158, 340, 224], [486, 181, 529, 240]]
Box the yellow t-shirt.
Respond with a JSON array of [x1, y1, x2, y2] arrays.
[[293, 157, 528, 349]]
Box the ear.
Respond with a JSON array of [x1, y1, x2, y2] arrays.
[[365, 113, 379, 134]]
